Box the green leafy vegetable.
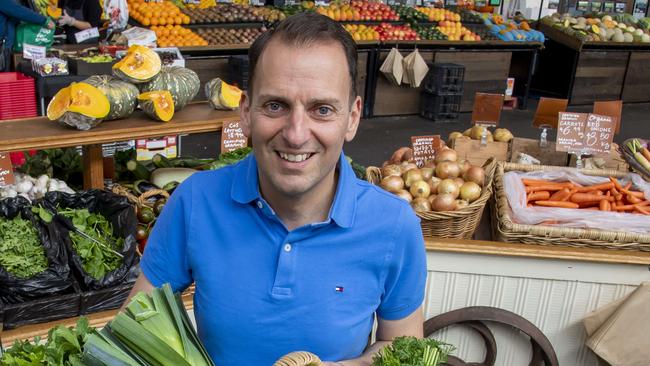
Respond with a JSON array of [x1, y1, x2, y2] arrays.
[[202, 147, 253, 171], [0, 216, 48, 279], [59, 208, 124, 280], [372, 336, 455, 366]]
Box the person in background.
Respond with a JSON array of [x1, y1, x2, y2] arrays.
[[0, 0, 54, 71], [57, 0, 102, 43]]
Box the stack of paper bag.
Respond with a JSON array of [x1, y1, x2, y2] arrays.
[[402, 49, 429, 88], [380, 48, 403, 86]]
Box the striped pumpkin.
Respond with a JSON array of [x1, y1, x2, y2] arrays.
[[83, 75, 139, 121], [140, 66, 200, 111]]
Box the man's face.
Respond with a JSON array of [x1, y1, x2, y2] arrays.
[[240, 38, 361, 200]]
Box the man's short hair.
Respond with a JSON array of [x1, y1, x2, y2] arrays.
[[248, 12, 359, 105]]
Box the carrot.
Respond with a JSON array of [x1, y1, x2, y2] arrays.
[[525, 184, 571, 193], [610, 177, 623, 191], [584, 207, 600, 211], [549, 188, 571, 201], [576, 182, 614, 192], [606, 191, 611, 197], [624, 182, 632, 191], [599, 200, 611, 211], [627, 194, 642, 204], [611, 202, 617, 210], [527, 191, 550, 203], [616, 200, 625, 207], [578, 201, 600, 208], [634, 205, 650, 215], [642, 146, 650, 163], [522, 179, 570, 186], [570, 193, 614, 203], [610, 187, 623, 201], [534, 200, 580, 209], [634, 200, 650, 207], [622, 190, 645, 199], [614, 204, 635, 211]]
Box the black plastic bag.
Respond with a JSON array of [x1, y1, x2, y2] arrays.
[[0, 282, 81, 330], [0, 196, 75, 303], [43, 190, 140, 290]]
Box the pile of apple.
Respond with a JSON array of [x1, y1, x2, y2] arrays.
[[316, 1, 399, 22], [375, 23, 419, 41], [378, 147, 486, 213]]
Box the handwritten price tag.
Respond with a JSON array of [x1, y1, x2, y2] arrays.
[[556, 112, 587, 152], [221, 121, 248, 153], [584, 113, 615, 154], [0, 153, 16, 186], [410, 135, 441, 168], [556, 113, 614, 156]]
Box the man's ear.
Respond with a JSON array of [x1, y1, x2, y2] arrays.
[[344, 95, 362, 142], [239, 91, 251, 137]]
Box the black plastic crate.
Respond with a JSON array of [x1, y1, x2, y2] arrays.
[[420, 92, 461, 122], [228, 55, 249, 90], [423, 63, 465, 95]]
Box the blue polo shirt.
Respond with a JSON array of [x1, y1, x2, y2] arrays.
[[140, 153, 426, 365]]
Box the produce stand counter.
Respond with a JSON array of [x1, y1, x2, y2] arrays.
[[369, 41, 543, 116], [3, 236, 650, 353], [0, 103, 239, 189], [532, 23, 650, 105]]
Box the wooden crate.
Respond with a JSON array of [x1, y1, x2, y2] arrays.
[[509, 137, 568, 167], [451, 138, 509, 167], [622, 51, 650, 103], [570, 51, 629, 105]]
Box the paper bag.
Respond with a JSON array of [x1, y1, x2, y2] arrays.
[[584, 282, 650, 366], [401, 50, 417, 86], [380, 48, 403, 86], [410, 49, 429, 88]]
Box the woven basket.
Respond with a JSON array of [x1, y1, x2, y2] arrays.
[[273, 351, 323, 366], [110, 184, 169, 209], [492, 162, 650, 251], [366, 158, 497, 239]]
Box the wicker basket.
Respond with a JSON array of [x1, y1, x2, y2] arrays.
[[110, 184, 169, 209], [366, 158, 497, 239], [492, 162, 650, 251], [273, 351, 323, 366]]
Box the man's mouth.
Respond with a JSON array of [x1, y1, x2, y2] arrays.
[[277, 151, 314, 163]]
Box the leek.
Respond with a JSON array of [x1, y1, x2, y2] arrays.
[[83, 283, 215, 366]]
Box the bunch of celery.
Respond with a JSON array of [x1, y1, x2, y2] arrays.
[[82, 283, 214, 366]]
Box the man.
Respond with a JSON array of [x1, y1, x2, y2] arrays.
[[128, 12, 427, 365]]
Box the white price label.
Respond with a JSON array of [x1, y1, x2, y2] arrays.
[[74, 27, 100, 43], [22, 44, 46, 60]]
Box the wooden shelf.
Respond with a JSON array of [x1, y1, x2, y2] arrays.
[[0, 102, 238, 189]]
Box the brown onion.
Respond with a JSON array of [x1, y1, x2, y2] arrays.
[[428, 177, 441, 194], [381, 164, 402, 178], [395, 189, 413, 203], [420, 167, 434, 181], [437, 179, 460, 199], [427, 194, 438, 207], [434, 148, 458, 163], [460, 181, 482, 202], [423, 159, 436, 169], [431, 193, 457, 212], [453, 177, 465, 188], [464, 166, 486, 187], [380, 175, 404, 193], [403, 169, 423, 188], [400, 161, 418, 174], [436, 161, 460, 179], [455, 199, 469, 210], [411, 197, 431, 212], [410, 180, 431, 199], [458, 159, 471, 175]]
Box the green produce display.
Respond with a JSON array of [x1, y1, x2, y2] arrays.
[[0, 317, 93, 366], [392, 5, 428, 25], [372, 336, 454, 366], [413, 25, 448, 40], [82, 284, 215, 365], [0, 216, 48, 279], [59, 208, 124, 280], [79, 55, 114, 63]]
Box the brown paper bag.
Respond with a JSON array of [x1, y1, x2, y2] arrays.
[[401, 50, 416, 86], [409, 49, 429, 88], [380, 47, 403, 86], [584, 282, 650, 366]]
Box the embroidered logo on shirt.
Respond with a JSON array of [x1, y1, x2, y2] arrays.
[[335, 286, 344, 293]]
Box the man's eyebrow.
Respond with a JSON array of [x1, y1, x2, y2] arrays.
[[256, 94, 291, 104], [305, 98, 343, 108]]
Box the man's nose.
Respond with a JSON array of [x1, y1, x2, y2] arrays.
[[282, 108, 310, 148]]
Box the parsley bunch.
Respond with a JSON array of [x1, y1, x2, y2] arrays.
[[372, 336, 455, 366], [0, 216, 48, 279], [59, 208, 124, 280]]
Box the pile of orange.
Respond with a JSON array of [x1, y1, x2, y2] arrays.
[[128, 0, 190, 27], [153, 25, 208, 47]]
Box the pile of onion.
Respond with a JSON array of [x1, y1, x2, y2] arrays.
[[378, 147, 487, 213]]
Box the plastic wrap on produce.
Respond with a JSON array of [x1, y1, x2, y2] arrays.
[[43, 190, 140, 290], [504, 170, 650, 234], [0, 196, 76, 303]]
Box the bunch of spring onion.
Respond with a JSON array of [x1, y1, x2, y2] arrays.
[[628, 139, 650, 173], [82, 283, 214, 366]]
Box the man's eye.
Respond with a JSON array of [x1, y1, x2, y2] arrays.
[[265, 102, 283, 112], [316, 106, 333, 116]]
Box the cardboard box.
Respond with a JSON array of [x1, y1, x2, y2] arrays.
[[451, 138, 509, 167]]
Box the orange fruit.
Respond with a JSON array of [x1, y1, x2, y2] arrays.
[[175, 16, 182, 24], [182, 15, 190, 24], [150, 18, 158, 26], [153, 11, 161, 17], [158, 18, 167, 26], [166, 17, 174, 25], [142, 18, 150, 26]]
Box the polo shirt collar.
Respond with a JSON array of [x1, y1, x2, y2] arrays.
[[230, 152, 357, 229]]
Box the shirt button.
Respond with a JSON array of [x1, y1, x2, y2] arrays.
[[256, 201, 263, 209], [284, 243, 292, 252]]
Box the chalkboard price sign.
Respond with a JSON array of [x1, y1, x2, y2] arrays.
[[556, 112, 587, 152], [0, 153, 15, 186], [584, 113, 615, 154], [221, 121, 248, 153], [411, 135, 441, 167], [556, 112, 614, 156]]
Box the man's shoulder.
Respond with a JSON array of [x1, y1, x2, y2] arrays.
[[353, 178, 416, 219]]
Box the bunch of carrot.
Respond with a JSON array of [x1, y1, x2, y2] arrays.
[[523, 177, 650, 214]]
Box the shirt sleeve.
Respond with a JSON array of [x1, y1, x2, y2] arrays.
[[0, 1, 47, 26], [377, 205, 427, 321], [140, 178, 194, 293], [83, 0, 102, 27]]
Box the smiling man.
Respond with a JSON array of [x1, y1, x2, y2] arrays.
[[127, 12, 426, 365]]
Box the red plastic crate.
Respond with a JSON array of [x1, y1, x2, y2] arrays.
[[0, 72, 38, 120]]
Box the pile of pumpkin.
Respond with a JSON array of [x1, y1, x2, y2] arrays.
[[46, 45, 244, 130]]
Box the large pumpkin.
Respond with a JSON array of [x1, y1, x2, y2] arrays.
[[46, 82, 110, 130], [112, 45, 162, 84], [140, 66, 200, 111], [138, 91, 175, 122], [205, 78, 242, 110], [83, 75, 139, 120]]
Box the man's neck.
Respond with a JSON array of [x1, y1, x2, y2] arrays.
[[261, 170, 339, 232]]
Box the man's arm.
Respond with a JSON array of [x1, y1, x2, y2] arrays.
[[326, 306, 424, 366], [120, 272, 155, 310]]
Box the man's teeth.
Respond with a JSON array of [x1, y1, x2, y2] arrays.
[[279, 152, 311, 162]]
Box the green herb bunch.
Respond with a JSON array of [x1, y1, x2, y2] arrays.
[[372, 336, 455, 366], [59, 208, 124, 280], [1, 317, 93, 366], [0, 216, 48, 279]]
